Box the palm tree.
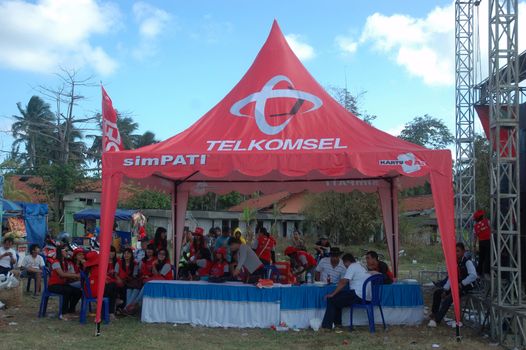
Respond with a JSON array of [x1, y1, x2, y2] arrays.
[[11, 96, 55, 170], [134, 131, 159, 148]]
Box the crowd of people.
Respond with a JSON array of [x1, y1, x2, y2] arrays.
[[0, 217, 482, 329]]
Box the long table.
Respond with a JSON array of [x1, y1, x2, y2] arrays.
[[141, 280, 424, 328]]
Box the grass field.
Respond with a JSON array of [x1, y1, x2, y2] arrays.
[[0, 284, 496, 350]]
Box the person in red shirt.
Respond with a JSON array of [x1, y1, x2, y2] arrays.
[[474, 210, 491, 275], [209, 247, 229, 279], [252, 226, 276, 265], [153, 227, 168, 254], [83, 252, 118, 320], [118, 248, 138, 310], [47, 244, 82, 320], [152, 249, 173, 280], [107, 245, 123, 286], [284, 246, 317, 282], [140, 244, 156, 282]]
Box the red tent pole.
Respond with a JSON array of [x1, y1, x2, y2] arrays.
[[389, 179, 398, 277], [172, 184, 178, 279]]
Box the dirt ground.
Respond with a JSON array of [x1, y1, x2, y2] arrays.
[[0, 288, 498, 350]]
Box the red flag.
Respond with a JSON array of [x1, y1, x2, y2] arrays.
[[95, 86, 124, 331], [101, 86, 122, 152]]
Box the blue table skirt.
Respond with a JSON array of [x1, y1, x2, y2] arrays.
[[144, 281, 423, 310], [143, 281, 281, 303], [280, 283, 423, 310]]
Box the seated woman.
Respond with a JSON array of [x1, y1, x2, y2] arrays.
[[152, 249, 173, 280], [123, 248, 173, 314], [152, 227, 168, 253], [0, 237, 18, 275], [47, 244, 82, 320], [139, 244, 156, 283], [21, 244, 45, 294], [67, 248, 85, 289], [180, 235, 212, 280], [118, 248, 139, 309], [365, 250, 394, 284], [107, 246, 123, 286], [83, 251, 118, 320], [209, 247, 229, 280]]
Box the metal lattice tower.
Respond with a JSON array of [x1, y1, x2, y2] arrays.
[[455, 0, 476, 247], [488, 0, 522, 344]]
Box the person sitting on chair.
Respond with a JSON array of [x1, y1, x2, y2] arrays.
[[365, 251, 394, 284], [21, 244, 45, 294], [229, 238, 265, 283], [84, 251, 118, 320], [428, 242, 477, 327], [0, 236, 17, 275], [321, 253, 371, 330], [48, 244, 82, 320], [209, 247, 229, 280], [315, 247, 346, 284]]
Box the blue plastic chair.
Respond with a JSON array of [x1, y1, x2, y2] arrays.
[[264, 265, 281, 282], [79, 271, 110, 324], [349, 274, 386, 333], [38, 267, 64, 319]]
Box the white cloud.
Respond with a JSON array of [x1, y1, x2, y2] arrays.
[[132, 2, 171, 60], [0, 0, 120, 75], [285, 34, 315, 61], [384, 123, 405, 137], [359, 5, 455, 86], [336, 1, 526, 87], [335, 36, 358, 55]]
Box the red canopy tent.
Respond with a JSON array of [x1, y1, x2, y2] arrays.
[[95, 21, 460, 329]]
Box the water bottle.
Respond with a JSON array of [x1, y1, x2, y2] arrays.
[[306, 272, 312, 284]]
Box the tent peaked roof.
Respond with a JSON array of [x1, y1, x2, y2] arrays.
[[103, 20, 451, 187]]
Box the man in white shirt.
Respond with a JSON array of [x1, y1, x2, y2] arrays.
[[21, 244, 45, 294], [0, 236, 17, 275], [428, 242, 477, 327], [315, 247, 346, 283], [321, 253, 371, 329]]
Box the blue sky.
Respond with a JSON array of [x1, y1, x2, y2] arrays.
[[1, 0, 525, 156]]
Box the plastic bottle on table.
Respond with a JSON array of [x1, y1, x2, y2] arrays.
[[306, 272, 312, 284]]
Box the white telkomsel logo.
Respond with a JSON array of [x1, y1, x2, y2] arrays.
[[230, 75, 323, 135]]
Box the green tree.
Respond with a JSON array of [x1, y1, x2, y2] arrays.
[[36, 163, 84, 219], [11, 96, 55, 170], [121, 190, 171, 210], [134, 131, 159, 148], [399, 115, 454, 149], [302, 191, 380, 244], [328, 86, 377, 124]]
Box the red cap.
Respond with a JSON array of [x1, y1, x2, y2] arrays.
[[193, 227, 204, 236], [84, 251, 100, 267], [216, 247, 227, 256], [72, 248, 85, 258], [473, 210, 485, 220], [284, 246, 297, 256]]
